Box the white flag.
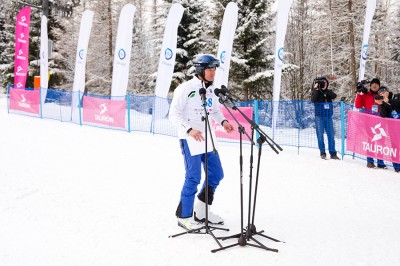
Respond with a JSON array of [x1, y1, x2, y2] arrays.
[[214, 2, 238, 90], [154, 3, 184, 98], [40, 15, 48, 104], [72, 10, 94, 94], [71, 10, 94, 122], [153, 3, 184, 122], [272, 0, 293, 136], [111, 4, 136, 98], [358, 0, 376, 81]]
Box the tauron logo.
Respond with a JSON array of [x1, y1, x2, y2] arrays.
[[371, 123, 388, 142], [99, 103, 108, 114], [18, 94, 30, 109], [95, 103, 114, 123]]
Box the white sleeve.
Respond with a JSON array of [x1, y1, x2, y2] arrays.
[[169, 85, 192, 132], [209, 95, 227, 125]]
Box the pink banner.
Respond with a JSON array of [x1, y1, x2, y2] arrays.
[[213, 106, 253, 140], [347, 110, 400, 163], [14, 7, 31, 89], [9, 88, 40, 114], [82, 96, 126, 128]]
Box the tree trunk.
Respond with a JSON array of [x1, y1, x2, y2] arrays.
[[348, 0, 357, 100], [108, 0, 113, 77]]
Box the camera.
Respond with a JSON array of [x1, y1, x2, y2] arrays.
[[374, 95, 384, 100], [313, 78, 326, 89], [356, 79, 369, 93]]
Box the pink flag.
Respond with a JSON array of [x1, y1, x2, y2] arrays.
[[347, 110, 400, 163], [82, 96, 126, 129], [9, 88, 40, 115], [214, 107, 253, 141], [14, 7, 31, 89]]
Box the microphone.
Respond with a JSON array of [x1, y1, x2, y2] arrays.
[[199, 88, 207, 104], [214, 88, 225, 98], [221, 85, 239, 102]]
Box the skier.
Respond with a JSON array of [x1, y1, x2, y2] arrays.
[[169, 54, 234, 230]]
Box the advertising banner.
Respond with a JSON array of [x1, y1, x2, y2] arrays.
[[9, 88, 40, 115], [82, 96, 126, 129], [111, 4, 136, 97], [213, 2, 238, 90], [358, 0, 377, 81], [213, 106, 253, 141], [14, 7, 31, 89], [347, 110, 400, 163]]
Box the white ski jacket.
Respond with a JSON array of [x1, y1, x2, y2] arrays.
[[169, 76, 227, 139]]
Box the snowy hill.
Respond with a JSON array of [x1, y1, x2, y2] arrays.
[[1, 97, 400, 266]]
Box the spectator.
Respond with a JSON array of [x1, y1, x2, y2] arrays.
[[374, 86, 400, 173], [311, 77, 340, 160], [354, 78, 387, 169]]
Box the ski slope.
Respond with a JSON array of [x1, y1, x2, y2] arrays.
[[1, 97, 400, 266]]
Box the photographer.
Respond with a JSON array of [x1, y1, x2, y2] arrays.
[[354, 78, 380, 114], [311, 77, 339, 160], [354, 78, 386, 168], [374, 86, 400, 173], [375, 86, 400, 119]]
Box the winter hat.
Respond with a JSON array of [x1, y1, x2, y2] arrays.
[[370, 78, 380, 87], [377, 86, 389, 94]]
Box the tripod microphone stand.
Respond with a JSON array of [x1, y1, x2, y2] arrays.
[[169, 88, 229, 251], [212, 95, 284, 253]]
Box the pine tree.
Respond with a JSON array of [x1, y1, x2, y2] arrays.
[[0, 2, 9, 91], [172, 0, 208, 90], [0, 2, 22, 88], [48, 7, 68, 88], [129, 0, 156, 95], [214, 0, 274, 100]]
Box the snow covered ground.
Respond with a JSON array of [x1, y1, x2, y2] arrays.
[[1, 97, 400, 266]]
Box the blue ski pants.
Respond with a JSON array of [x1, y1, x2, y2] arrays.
[[177, 139, 224, 218]]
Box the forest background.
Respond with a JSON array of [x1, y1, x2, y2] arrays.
[[1, 0, 400, 102]]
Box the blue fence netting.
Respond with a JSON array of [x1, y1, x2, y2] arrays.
[[4, 86, 390, 166]]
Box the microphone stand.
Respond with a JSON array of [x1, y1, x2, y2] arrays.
[[212, 96, 284, 253], [169, 87, 229, 251]]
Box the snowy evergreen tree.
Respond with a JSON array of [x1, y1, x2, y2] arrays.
[[232, 0, 274, 100], [172, 0, 208, 90], [31, 4, 68, 89], [128, 0, 156, 95], [0, 2, 9, 91], [0, 2, 21, 89]]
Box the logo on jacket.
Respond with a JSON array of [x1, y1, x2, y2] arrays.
[[188, 91, 196, 98], [370, 123, 388, 142]]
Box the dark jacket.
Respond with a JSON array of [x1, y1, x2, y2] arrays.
[[379, 92, 400, 118], [311, 88, 337, 117]]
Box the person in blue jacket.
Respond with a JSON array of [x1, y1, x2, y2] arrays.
[[311, 77, 340, 160]]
